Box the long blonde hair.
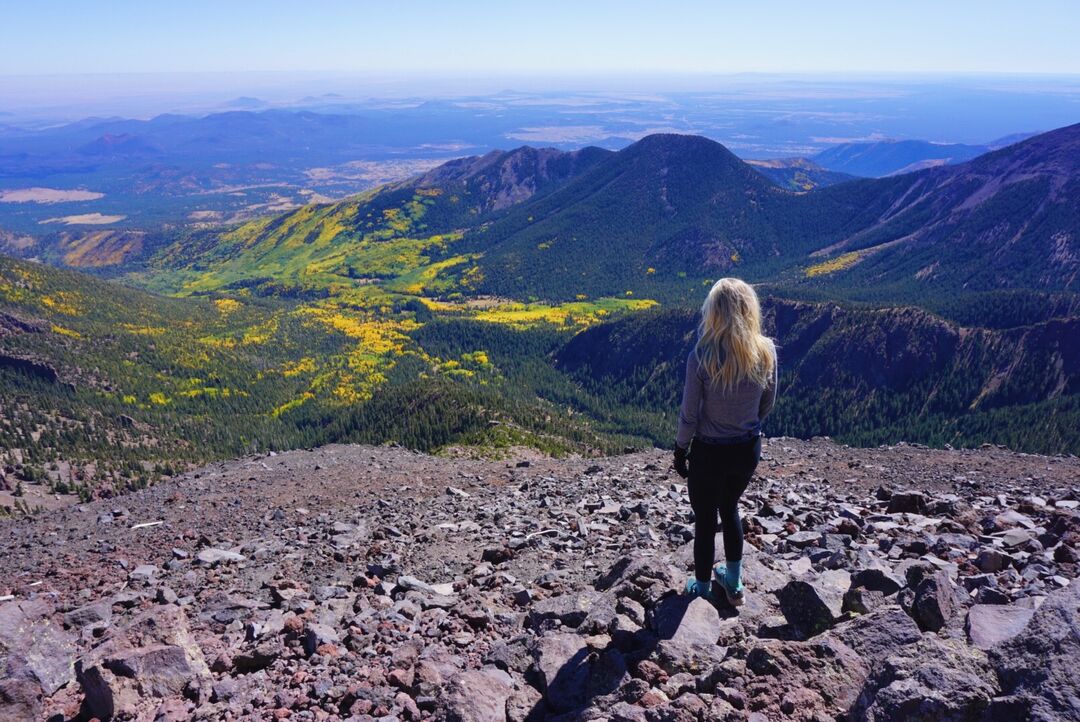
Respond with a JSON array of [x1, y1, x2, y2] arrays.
[[696, 278, 776, 390]]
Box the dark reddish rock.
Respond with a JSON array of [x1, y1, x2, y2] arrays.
[[0, 599, 76, 696], [777, 570, 850, 638], [911, 570, 962, 633], [887, 491, 928, 515]]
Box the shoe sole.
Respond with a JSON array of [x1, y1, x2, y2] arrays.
[[713, 569, 745, 607]]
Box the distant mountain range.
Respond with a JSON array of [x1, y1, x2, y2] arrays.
[[806, 133, 1038, 177], [463, 126, 1080, 300], [10, 124, 1080, 305], [811, 140, 990, 177]]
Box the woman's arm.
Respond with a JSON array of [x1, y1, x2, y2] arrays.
[[676, 351, 703, 448], [759, 359, 778, 420]]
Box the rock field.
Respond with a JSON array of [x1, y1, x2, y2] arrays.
[[1, 438, 1079, 721]]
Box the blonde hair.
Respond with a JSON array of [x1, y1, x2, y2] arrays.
[[695, 278, 776, 390]]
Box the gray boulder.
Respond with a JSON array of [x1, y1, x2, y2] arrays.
[[76, 606, 209, 721], [527, 591, 606, 630], [194, 548, 246, 566], [850, 568, 904, 596], [650, 595, 728, 675], [0, 599, 76, 696], [80, 644, 199, 718], [887, 491, 928, 515], [829, 606, 922, 660], [64, 600, 113, 632], [850, 637, 998, 721], [0, 658, 43, 722], [302, 623, 339, 655], [651, 595, 721, 647], [989, 581, 1080, 721], [531, 632, 590, 713], [744, 636, 868, 720]]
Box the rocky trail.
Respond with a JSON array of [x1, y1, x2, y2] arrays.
[[1, 438, 1079, 721]]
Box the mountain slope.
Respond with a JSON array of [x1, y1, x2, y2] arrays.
[[135, 125, 1080, 304], [4, 441, 1078, 720], [812, 139, 990, 177], [465, 135, 815, 298], [0, 251, 659, 497], [464, 133, 963, 299], [746, 157, 858, 190], [556, 299, 1080, 454], [804, 122, 1080, 294], [140, 145, 608, 296], [405, 144, 612, 212]]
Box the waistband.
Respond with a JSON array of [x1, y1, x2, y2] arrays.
[[695, 432, 761, 446]]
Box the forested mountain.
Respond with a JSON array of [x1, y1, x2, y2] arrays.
[[466, 125, 1080, 299], [14, 125, 1080, 304], [402, 144, 613, 212], [804, 122, 1080, 296], [557, 299, 1080, 454], [0, 252, 655, 501], [462, 133, 878, 299]]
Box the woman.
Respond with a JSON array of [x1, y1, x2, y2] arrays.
[[673, 278, 777, 606]]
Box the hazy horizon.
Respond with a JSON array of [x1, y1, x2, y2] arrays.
[[3, 70, 1079, 129], [5, 1, 1080, 129]]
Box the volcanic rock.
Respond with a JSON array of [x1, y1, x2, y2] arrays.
[[989, 581, 1080, 720]]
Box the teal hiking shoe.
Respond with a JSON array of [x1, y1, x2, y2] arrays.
[[713, 567, 745, 607], [684, 577, 712, 599]]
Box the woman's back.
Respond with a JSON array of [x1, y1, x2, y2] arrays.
[[676, 349, 776, 447]]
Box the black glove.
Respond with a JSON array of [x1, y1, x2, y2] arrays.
[[673, 446, 689, 479]]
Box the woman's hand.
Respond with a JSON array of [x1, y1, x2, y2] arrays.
[[673, 446, 689, 478]]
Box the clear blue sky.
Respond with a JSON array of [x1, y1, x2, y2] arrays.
[[2, 0, 1078, 76]]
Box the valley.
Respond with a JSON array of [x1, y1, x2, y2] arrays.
[[2, 125, 1080, 515]]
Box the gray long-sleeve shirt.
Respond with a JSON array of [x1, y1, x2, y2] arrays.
[[676, 349, 778, 448]]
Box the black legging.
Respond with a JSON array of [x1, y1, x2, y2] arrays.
[[687, 436, 761, 582]]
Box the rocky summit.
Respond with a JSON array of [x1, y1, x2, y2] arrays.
[[1, 439, 1079, 722]]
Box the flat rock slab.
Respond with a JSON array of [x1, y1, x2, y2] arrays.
[[528, 590, 604, 629], [652, 595, 721, 646], [966, 604, 1035, 649], [195, 548, 246, 566]]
